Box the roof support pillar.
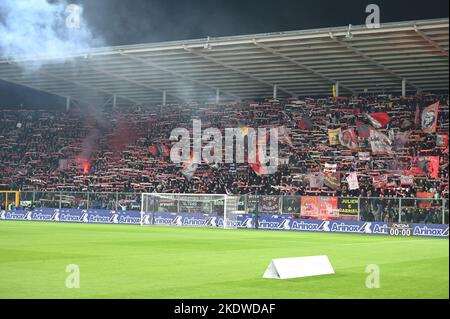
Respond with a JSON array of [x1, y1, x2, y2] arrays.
[[215, 88, 220, 104], [273, 85, 278, 100], [112, 93, 117, 108], [162, 90, 167, 106], [65, 96, 71, 112], [401, 79, 406, 97], [335, 81, 340, 97]]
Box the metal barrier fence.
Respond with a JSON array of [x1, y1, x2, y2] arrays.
[[2, 191, 448, 225]]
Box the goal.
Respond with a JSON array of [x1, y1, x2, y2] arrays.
[[140, 193, 241, 229]]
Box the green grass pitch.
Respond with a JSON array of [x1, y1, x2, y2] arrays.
[[0, 221, 448, 299]]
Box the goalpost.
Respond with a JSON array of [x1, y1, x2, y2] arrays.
[[140, 193, 241, 229]]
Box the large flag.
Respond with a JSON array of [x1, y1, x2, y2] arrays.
[[339, 128, 359, 151], [328, 128, 342, 146], [422, 102, 439, 133], [418, 156, 440, 178], [346, 172, 359, 190], [298, 115, 314, 130], [324, 171, 340, 190], [278, 126, 294, 148], [366, 112, 391, 128], [369, 130, 393, 154]]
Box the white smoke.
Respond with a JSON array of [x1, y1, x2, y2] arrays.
[[0, 0, 102, 66]]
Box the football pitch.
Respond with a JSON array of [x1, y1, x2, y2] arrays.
[[0, 221, 448, 299]]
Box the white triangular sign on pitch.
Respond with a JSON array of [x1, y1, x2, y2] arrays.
[[262, 261, 280, 279], [263, 255, 334, 280]]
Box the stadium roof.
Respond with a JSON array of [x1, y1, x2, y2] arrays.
[[0, 18, 448, 107]]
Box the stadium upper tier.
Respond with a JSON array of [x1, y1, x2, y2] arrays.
[[0, 18, 448, 105], [0, 95, 448, 198]]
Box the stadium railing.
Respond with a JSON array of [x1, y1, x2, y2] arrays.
[[7, 191, 449, 225]]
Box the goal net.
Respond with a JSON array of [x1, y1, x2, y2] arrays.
[[140, 193, 241, 229]]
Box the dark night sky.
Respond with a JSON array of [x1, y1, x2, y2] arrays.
[[0, 0, 448, 108]]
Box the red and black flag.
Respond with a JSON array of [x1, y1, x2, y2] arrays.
[[422, 102, 440, 133], [365, 112, 391, 128]]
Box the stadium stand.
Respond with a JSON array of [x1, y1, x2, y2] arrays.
[[1, 94, 448, 203]]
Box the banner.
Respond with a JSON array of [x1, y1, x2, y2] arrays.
[[412, 224, 449, 238], [151, 212, 223, 228], [300, 196, 320, 217], [339, 128, 359, 150], [0, 208, 142, 225], [246, 195, 259, 213], [346, 172, 359, 190], [422, 102, 439, 134], [282, 196, 301, 214], [1, 209, 446, 238], [369, 130, 393, 154], [259, 196, 281, 213], [338, 198, 359, 216], [416, 192, 434, 208], [319, 197, 339, 219], [328, 128, 342, 146]]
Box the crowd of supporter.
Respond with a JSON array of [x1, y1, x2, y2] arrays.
[[0, 94, 448, 203]]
